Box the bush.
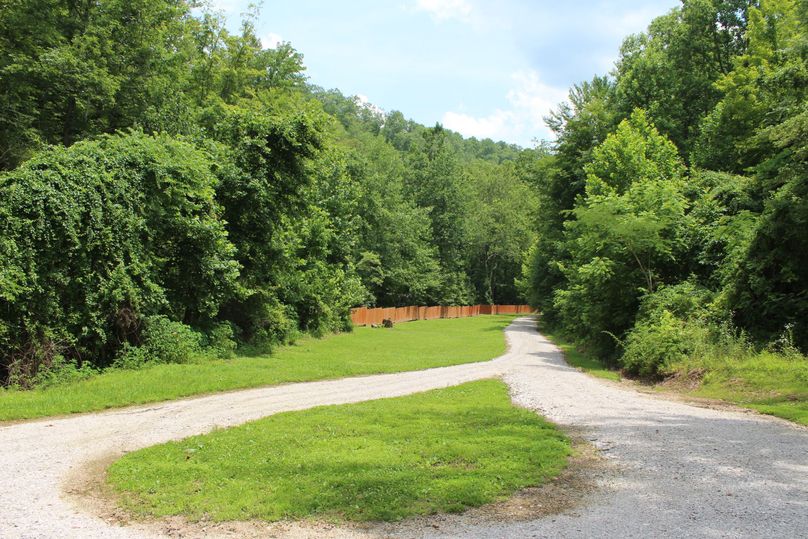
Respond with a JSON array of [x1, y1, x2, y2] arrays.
[[112, 345, 151, 371], [140, 316, 202, 364], [30, 355, 97, 389], [619, 282, 720, 377], [204, 322, 238, 359], [219, 292, 299, 350], [622, 310, 700, 378], [0, 132, 240, 383], [636, 281, 714, 321], [113, 316, 202, 369], [7, 341, 96, 389]]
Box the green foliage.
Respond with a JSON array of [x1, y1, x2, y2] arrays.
[[23, 355, 96, 390], [467, 160, 538, 303], [554, 111, 690, 357], [0, 315, 516, 421], [525, 1, 807, 400], [2, 0, 805, 403], [403, 125, 475, 304], [107, 380, 570, 522], [145, 317, 201, 364], [343, 130, 443, 306], [692, 0, 805, 171], [622, 310, 698, 378], [635, 280, 715, 321], [0, 132, 239, 384], [203, 322, 238, 360], [614, 0, 749, 155], [526, 78, 617, 322], [0, 0, 197, 169], [729, 118, 808, 348], [208, 102, 366, 341]]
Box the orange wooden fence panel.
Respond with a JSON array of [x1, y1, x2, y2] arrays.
[[349, 304, 535, 326]]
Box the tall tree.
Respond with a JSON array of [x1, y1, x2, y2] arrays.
[[404, 125, 474, 304], [614, 0, 750, 157]]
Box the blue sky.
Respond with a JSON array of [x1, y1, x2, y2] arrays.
[[211, 0, 680, 147]]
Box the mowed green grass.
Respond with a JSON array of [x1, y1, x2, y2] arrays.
[[0, 315, 516, 421], [107, 380, 570, 522], [685, 353, 808, 426]]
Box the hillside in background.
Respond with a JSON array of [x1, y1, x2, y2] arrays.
[[1, 0, 806, 390]]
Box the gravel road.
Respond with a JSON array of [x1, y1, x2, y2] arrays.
[[1, 317, 806, 538]]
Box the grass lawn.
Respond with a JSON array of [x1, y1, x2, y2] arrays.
[[683, 353, 808, 426], [538, 323, 621, 381], [0, 315, 516, 422], [107, 380, 570, 522]]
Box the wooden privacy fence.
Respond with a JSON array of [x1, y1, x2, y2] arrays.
[[350, 304, 534, 326]]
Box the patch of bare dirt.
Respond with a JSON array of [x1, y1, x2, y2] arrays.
[[62, 452, 136, 528], [658, 368, 706, 391]]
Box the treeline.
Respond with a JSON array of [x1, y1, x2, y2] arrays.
[[520, 0, 807, 375], [0, 1, 536, 386]]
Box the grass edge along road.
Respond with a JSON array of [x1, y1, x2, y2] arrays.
[[540, 322, 807, 426], [107, 379, 570, 523], [537, 322, 620, 382], [0, 315, 517, 422]]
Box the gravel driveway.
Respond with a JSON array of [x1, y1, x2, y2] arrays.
[[1, 317, 806, 538]]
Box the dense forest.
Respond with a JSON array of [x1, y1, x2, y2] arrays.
[[0, 0, 535, 386], [0, 0, 805, 387], [520, 0, 808, 375]]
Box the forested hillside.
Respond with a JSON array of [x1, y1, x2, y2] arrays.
[[520, 0, 808, 377], [0, 0, 535, 386], [1, 0, 806, 391]]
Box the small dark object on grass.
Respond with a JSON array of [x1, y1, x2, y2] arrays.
[[370, 324, 380, 328], [383, 319, 394, 328]]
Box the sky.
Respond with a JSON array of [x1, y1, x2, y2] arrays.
[[210, 0, 680, 147]]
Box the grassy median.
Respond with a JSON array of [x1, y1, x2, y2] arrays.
[[107, 380, 570, 522], [0, 315, 517, 421]]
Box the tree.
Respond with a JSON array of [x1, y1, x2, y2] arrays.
[[404, 124, 474, 304], [692, 0, 804, 172], [345, 131, 443, 306], [614, 0, 750, 157], [467, 160, 537, 304], [0, 131, 239, 383], [555, 111, 690, 357], [0, 0, 197, 169]]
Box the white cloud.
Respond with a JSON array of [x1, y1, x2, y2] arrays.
[[261, 32, 283, 49], [442, 110, 511, 139], [354, 94, 385, 117], [414, 0, 473, 23], [441, 69, 567, 146]]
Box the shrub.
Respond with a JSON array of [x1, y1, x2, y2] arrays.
[[113, 316, 202, 369], [204, 322, 238, 359], [0, 132, 240, 384], [140, 316, 202, 364], [622, 310, 700, 378], [621, 283, 718, 377], [6, 338, 98, 389], [636, 281, 714, 321], [30, 355, 97, 389], [112, 345, 151, 371], [219, 292, 299, 350]]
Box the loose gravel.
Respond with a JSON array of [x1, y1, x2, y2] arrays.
[[1, 317, 806, 538]]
